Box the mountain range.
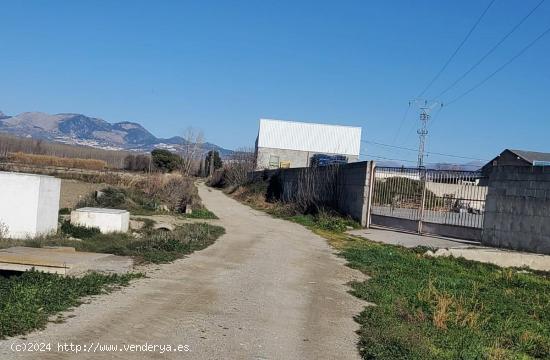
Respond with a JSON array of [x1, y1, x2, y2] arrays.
[[0, 110, 232, 156]]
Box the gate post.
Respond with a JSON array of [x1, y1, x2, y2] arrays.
[[418, 168, 427, 234], [365, 161, 376, 228]]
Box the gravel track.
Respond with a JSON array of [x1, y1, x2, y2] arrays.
[[1, 183, 365, 359]]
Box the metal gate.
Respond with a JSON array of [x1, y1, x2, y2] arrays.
[[369, 167, 487, 241]]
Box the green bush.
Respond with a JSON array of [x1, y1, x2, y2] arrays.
[[289, 211, 360, 233], [76, 186, 159, 214], [60, 221, 100, 239], [151, 149, 182, 172], [373, 177, 443, 209], [185, 208, 218, 219]]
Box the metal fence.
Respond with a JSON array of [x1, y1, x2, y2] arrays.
[[371, 167, 488, 236]]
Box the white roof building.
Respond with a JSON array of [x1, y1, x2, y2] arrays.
[[255, 118, 362, 169]]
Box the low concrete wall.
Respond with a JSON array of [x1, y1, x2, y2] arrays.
[[249, 161, 372, 226], [71, 208, 130, 233], [482, 166, 550, 254], [0, 171, 60, 239]]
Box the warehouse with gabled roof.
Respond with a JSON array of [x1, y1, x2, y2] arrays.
[[255, 118, 362, 170]]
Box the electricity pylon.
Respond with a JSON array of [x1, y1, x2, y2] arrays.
[[410, 99, 443, 168]]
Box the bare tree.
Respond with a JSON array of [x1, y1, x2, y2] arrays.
[[224, 147, 256, 185], [180, 127, 204, 176]]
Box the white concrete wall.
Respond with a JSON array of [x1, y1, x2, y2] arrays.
[[71, 208, 130, 233], [36, 175, 62, 234], [256, 147, 359, 170], [0, 171, 61, 239]]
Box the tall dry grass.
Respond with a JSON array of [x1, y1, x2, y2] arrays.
[[8, 152, 107, 170]]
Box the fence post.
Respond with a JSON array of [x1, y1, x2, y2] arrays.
[[365, 161, 376, 228], [418, 168, 427, 234]]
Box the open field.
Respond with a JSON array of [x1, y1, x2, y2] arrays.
[[60, 179, 105, 209]]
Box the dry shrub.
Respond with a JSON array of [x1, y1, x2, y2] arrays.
[[433, 294, 453, 329], [9, 152, 107, 170], [292, 165, 340, 213], [418, 279, 485, 331], [207, 148, 256, 188], [134, 173, 200, 211]]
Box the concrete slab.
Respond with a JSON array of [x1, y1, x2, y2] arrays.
[[348, 227, 476, 249], [427, 248, 550, 272], [349, 227, 550, 272], [0, 246, 133, 276]]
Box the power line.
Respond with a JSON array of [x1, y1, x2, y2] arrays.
[[445, 23, 550, 106], [434, 0, 546, 100], [391, 102, 412, 145], [362, 140, 489, 161], [417, 0, 497, 98]]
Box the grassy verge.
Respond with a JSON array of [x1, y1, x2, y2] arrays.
[[0, 271, 140, 338], [183, 208, 218, 219], [340, 237, 550, 359], [0, 220, 224, 338], [26, 221, 225, 264], [227, 181, 550, 359]]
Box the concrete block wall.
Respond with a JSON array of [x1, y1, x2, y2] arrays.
[[249, 161, 372, 226], [482, 166, 550, 254]]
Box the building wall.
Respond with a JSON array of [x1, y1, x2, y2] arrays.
[[482, 166, 550, 254], [249, 161, 372, 225], [256, 146, 359, 170]]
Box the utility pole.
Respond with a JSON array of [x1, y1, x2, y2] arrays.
[[410, 99, 442, 168]]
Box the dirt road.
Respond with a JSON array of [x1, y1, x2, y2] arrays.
[[1, 184, 365, 359]]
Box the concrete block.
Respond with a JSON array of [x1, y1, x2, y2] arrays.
[[0, 171, 60, 239], [71, 208, 129, 233]]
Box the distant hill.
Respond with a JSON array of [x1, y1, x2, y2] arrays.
[[0, 111, 232, 156]]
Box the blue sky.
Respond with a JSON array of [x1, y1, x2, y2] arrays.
[[1, 0, 549, 164]]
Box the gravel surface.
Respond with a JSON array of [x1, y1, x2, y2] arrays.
[[0, 183, 365, 359]]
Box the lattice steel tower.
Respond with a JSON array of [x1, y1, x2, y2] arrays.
[[417, 106, 430, 168], [411, 100, 442, 168]]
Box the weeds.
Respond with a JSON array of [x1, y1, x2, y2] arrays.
[[0, 271, 140, 338], [60, 221, 100, 239], [184, 208, 218, 219], [30, 222, 225, 264], [342, 240, 550, 359], [76, 186, 160, 215]]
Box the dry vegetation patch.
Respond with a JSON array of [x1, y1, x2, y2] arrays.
[[8, 152, 107, 170]]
